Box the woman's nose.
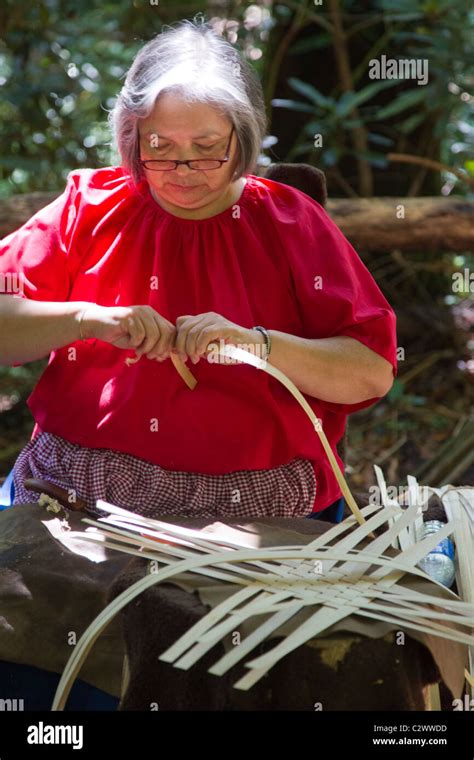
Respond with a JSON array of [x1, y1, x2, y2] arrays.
[[175, 164, 195, 175]]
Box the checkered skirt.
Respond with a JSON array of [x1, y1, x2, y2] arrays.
[[12, 431, 317, 519]]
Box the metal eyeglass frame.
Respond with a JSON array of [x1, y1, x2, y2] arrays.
[[139, 125, 235, 172]]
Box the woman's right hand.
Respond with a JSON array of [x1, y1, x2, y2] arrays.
[[79, 304, 177, 361]]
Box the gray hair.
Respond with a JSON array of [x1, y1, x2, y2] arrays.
[[109, 16, 267, 185]]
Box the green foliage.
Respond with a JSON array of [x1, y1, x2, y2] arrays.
[[387, 379, 427, 407], [0, 1, 275, 197], [1, 0, 472, 198], [270, 0, 474, 194], [0, 0, 215, 197], [273, 77, 400, 168]]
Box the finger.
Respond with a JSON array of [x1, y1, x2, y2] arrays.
[[184, 317, 217, 361], [148, 318, 176, 360], [134, 310, 161, 356], [176, 315, 194, 327], [194, 324, 232, 358], [175, 315, 207, 360], [132, 313, 149, 351], [121, 312, 146, 349]]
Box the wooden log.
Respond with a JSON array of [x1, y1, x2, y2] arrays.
[[324, 196, 474, 253], [0, 191, 473, 253], [0, 192, 58, 239]]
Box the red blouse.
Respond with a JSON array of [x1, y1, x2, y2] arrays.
[[0, 167, 397, 512]]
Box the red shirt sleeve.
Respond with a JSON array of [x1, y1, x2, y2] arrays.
[[0, 171, 84, 302], [0, 171, 86, 368], [285, 193, 398, 414]]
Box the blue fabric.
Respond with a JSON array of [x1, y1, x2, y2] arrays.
[[0, 470, 15, 512], [0, 660, 119, 711], [0, 468, 15, 510], [306, 497, 345, 523]]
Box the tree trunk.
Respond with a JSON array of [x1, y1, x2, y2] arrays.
[[324, 196, 474, 252]]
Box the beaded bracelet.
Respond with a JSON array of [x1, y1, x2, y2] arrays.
[[252, 325, 271, 361]]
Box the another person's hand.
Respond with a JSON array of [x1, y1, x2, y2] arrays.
[[79, 304, 176, 361]]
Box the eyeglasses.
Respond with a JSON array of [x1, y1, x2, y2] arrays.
[[139, 125, 235, 172]]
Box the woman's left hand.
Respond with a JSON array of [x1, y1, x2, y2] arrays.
[[174, 312, 263, 365]]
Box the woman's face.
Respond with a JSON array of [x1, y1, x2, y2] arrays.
[[138, 93, 238, 213]]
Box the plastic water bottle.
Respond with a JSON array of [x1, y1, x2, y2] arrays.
[[417, 520, 456, 588]]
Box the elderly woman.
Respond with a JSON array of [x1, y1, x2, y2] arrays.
[[0, 18, 397, 521]]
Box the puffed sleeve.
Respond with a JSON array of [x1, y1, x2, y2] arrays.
[[287, 193, 398, 414], [0, 170, 84, 302]]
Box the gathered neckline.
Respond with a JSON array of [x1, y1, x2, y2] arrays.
[[138, 174, 255, 223]]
